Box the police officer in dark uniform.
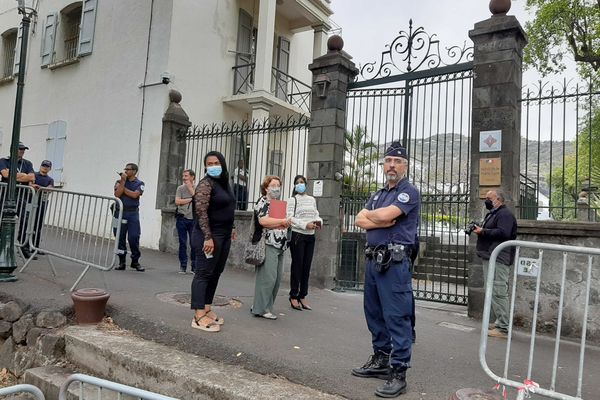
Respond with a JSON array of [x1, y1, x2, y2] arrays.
[[114, 163, 145, 271], [352, 142, 420, 398]]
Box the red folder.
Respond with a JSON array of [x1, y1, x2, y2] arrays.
[[269, 199, 287, 219]]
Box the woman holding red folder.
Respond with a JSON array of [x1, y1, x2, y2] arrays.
[[251, 175, 291, 320], [286, 175, 322, 311]]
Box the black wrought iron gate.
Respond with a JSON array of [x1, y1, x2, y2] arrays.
[[337, 21, 473, 305]]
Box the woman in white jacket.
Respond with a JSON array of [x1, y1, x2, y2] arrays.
[[286, 175, 322, 311]]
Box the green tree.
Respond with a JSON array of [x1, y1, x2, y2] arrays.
[[525, 0, 600, 219], [343, 126, 380, 195], [524, 0, 600, 78]]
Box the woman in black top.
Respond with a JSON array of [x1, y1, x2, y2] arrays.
[[190, 151, 236, 332]]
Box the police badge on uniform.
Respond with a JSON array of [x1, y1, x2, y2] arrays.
[[397, 193, 410, 203]]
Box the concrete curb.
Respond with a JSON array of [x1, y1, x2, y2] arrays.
[[63, 325, 345, 400]]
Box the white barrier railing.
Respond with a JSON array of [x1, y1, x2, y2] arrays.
[[480, 240, 599, 400], [0, 384, 45, 399], [59, 373, 179, 400]]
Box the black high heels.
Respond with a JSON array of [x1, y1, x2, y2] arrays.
[[289, 298, 303, 311], [299, 299, 312, 310]]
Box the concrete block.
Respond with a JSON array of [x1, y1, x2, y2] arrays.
[[35, 311, 67, 329], [0, 301, 24, 322]]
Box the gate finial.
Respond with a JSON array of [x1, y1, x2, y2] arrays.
[[489, 0, 511, 16], [327, 35, 344, 52]]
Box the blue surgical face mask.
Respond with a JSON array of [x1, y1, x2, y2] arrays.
[[206, 165, 222, 178], [295, 183, 306, 194]]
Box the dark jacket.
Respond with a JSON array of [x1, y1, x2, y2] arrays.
[[476, 204, 517, 265]]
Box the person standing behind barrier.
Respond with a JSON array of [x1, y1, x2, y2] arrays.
[[0, 142, 35, 258], [31, 160, 54, 251], [232, 159, 248, 210], [251, 175, 291, 320], [286, 175, 322, 311], [114, 163, 145, 272], [473, 189, 517, 339], [175, 169, 196, 274], [352, 142, 420, 398], [190, 151, 236, 332]]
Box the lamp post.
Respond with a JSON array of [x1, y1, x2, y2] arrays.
[[0, 0, 37, 282]]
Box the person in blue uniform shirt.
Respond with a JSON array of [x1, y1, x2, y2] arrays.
[[114, 163, 145, 272], [0, 142, 36, 258], [352, 142, 420, 398], [31, 160, 54, 251]]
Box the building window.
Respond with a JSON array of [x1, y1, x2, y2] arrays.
[[1, 29, 17, 78], [41, 0, 98, 68], [61, 4, 81, 60]]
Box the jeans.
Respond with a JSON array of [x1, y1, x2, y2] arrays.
[[289, 231, 315, 300], [481, 258, 511, 332], [176, 216, 196, 271]]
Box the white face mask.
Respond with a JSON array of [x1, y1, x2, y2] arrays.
[[268, 187, 281, 199]]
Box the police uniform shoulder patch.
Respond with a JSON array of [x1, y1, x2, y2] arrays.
[[397, 193, 410, 203], [373, 195, 379, 201], [140, 185, 145, 191]]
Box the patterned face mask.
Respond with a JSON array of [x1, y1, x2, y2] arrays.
[[269, 187, 281, 199]]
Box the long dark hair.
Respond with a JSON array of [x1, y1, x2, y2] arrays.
[[291, 174, 307, 196], [203, 151, 231, 190]]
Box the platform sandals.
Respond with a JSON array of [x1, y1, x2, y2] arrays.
[[191, 314, 220, 332]]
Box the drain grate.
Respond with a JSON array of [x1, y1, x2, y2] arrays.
[[157, 292, 242, 308]]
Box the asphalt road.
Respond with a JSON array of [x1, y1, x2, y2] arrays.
[[2, 247, 599, 400]]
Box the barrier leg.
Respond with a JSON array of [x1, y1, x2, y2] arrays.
[[48, 255, 58, 277], [71, 264, 91, 292]]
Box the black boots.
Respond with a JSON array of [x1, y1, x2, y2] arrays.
[[351, 351, 390, 379], [115, 259, 126, 270], [130, 262, 145, 272], [375, 366, 407, 398]]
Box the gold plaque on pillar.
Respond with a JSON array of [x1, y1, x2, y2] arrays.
[[479, 158, 501, 186]]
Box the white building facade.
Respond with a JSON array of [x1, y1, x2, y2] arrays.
[[0, 0, 332, 249]]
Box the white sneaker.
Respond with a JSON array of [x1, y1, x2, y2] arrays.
[[261, 312, 277, 320]]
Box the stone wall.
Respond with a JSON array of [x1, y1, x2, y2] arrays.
[[512, 221, 600, 343], [0, 299, 67, 378]]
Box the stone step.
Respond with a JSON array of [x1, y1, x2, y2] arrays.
[[417, 256, 468, 268], [414, 264, 468, 276], [413, 272, 468, 285], [61, 325, 343, 400]]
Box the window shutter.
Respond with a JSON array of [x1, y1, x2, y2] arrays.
[[77, 0, 98, 57], [13, 25, 22, 75], [46, 120, 67, 184], [234, 9, 254, 94], [274, 37, 290, 100], [41, 13, 58, 67]]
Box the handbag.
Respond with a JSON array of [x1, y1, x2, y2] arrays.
[[244, 211, 265, 265]]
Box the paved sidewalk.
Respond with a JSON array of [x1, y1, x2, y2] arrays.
[[1, 247, 599, 400]]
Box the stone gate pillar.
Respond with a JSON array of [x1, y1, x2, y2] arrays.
[[467, 2, 527, 318], [307, 36, 358, 287], [157, 90, 191, 252]]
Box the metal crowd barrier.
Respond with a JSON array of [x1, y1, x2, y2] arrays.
[[19, 187, 123, 291], [0, 182, 37, 255], [479, 240, 599, 400], [0, 384, 45, 399], [59, 374, 179, 400]]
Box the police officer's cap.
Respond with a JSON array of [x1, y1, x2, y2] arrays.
[[384, 141, 408, 159]]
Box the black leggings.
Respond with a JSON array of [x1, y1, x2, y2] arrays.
[[289, 231, 315, 300], [190, 230, 232, 310]]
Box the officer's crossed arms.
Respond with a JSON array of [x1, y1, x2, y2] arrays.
[[355, 206, 400, 230]]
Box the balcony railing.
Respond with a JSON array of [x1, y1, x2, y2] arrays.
[[232, 63, 311, 113]]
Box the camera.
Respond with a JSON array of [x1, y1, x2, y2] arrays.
[[161, 72, 171, 85], [464, 221, 478, 235]]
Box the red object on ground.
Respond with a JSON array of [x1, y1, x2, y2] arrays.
[[71, 288, 110, 324]]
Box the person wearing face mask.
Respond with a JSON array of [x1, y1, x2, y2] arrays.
[[190, 151, 236, 332], [251, 175, 291, 320], [473, 189, 517, 339], [286, 175, 322, 311], [352, 142, 420, 398]]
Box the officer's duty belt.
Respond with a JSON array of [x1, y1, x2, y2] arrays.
[[364, 244, 410, 260], [122, 207, 139, 212]]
